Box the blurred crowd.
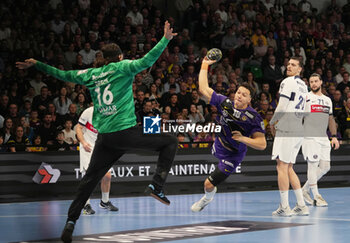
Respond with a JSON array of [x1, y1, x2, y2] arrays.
[[1, 0, 350, 152]]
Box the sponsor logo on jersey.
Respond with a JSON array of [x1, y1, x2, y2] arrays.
[[77, 69, 88, 75], [310, 105, 330, 113]]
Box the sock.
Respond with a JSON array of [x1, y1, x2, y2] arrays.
[[280, 190, 289, 208], [204, 187, 216, 200], [67, 220, 75, 225], [303, 181, 309, 192], [85, 199, 90, 206], [310, 185, 319, 198], [102, 192, 109, 203], [294, 188, 306, 206]]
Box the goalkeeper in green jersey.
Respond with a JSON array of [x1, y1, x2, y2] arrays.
[[17, 21, 177, 243]]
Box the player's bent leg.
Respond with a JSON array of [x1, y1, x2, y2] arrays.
[[306, 161, 319, 202], [313, 160, 330, 207], [318, 160, 330, 178], [100, 172, 119, 211], [191, 167, 229, 212], [61, 137, 124, 243]]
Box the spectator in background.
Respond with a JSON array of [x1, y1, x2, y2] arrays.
[[1, 117, 14, 144], [0, 94, 9, 117], [64, 43, 78, 69], [8, 103, 20, 127], [134, 90, 145, 113], [37, 113, 57, 145], [339, 98, 350, 138], [177, 82, 192, 110], [20, 116, 34, 143], [127, 5, 143, 27], [74, 92, 89, 115], [134, 73, 148, 94], [336, 72, 350, 94], [53, 86, 72, 116], [263, 55, 283, 94], [0, 133, 7, 153], [167, 94, 181, 120], [237, 38, 254, 71], [188, 104, 205, 124], [79, 42, 96, 66], [191, 89, 208, 116], [22, 87, 36, 104], [137, 100, 154, 125], [7, 126, 30, 152], [27, 134, 47, 152], [19, 100, 32, 118], [72, 54, 88, 70], [30, 73, 47, 96], [32, 86, 51, 118], [50, 131, 71, 151], [62, 119, 77, 145]]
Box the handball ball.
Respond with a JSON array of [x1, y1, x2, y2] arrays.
[[206, 48, 222, 62]]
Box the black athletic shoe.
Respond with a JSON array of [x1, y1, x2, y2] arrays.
[[146, 184, 170, 205], [99, 200, 119, 211], [61, 221, 75, 243], [82, 204, 95, 215]]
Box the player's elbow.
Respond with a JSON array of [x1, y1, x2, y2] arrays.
[[256, 138, 267, 150]]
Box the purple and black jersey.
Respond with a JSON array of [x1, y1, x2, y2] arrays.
[[210, 91, 265, 174]]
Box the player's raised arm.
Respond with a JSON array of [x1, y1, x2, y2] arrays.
[[198, 57, 216, 100], [16, 58, 89, 85], [119, 21, 177, 74]]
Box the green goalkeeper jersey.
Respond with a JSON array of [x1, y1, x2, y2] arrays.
[[35, 37, 169, 133]]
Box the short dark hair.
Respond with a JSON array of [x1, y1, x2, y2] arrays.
[[99, 43, 123, 66], [238, 82, 254, 97], [309, 73, 321, 80], [290, 56, 303, 68]]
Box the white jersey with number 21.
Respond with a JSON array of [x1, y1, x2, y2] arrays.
[[275, 76, 308, 132]]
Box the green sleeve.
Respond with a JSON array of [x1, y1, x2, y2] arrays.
[[117, 36, 170, 74], [35, 61, 91, 85]]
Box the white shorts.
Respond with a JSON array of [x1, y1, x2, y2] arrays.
[[272, 131, 303, 164], [302, 138, 331, 162], [79, 144, 94, 172], [80, 144, 113, 173]]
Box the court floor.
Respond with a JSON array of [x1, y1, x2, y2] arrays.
[[1, 187, 350, 243]]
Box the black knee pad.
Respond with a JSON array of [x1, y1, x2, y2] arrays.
[[207, 167, 229, 186]]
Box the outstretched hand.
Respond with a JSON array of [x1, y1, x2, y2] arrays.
[[163, 20, 177, 40], [202, 56, 217, 66], [15, 58, 37, 69]]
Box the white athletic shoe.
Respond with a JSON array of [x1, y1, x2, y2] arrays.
[[314, 194, 328, 207], [292, 204, 309, 216], [272, 204, 292, 217], [303, 190, 313, 205], [191, 187, 217, 212]]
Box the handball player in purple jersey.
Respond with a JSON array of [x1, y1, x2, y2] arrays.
[[191, 56, 266, 212]]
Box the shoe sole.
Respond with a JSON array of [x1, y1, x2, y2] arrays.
[[99, 204, 119, 211], [272, 213, 292, 217], [150, 193, 170, 205], [292, 213, 309, 216]]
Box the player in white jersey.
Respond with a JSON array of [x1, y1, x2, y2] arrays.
[[302, 73, 340, 207], [76, 106, 118, 214], [270, 57, 309, 216]]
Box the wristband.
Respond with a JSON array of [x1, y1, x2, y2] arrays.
[[331, 135, 337, 138]]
